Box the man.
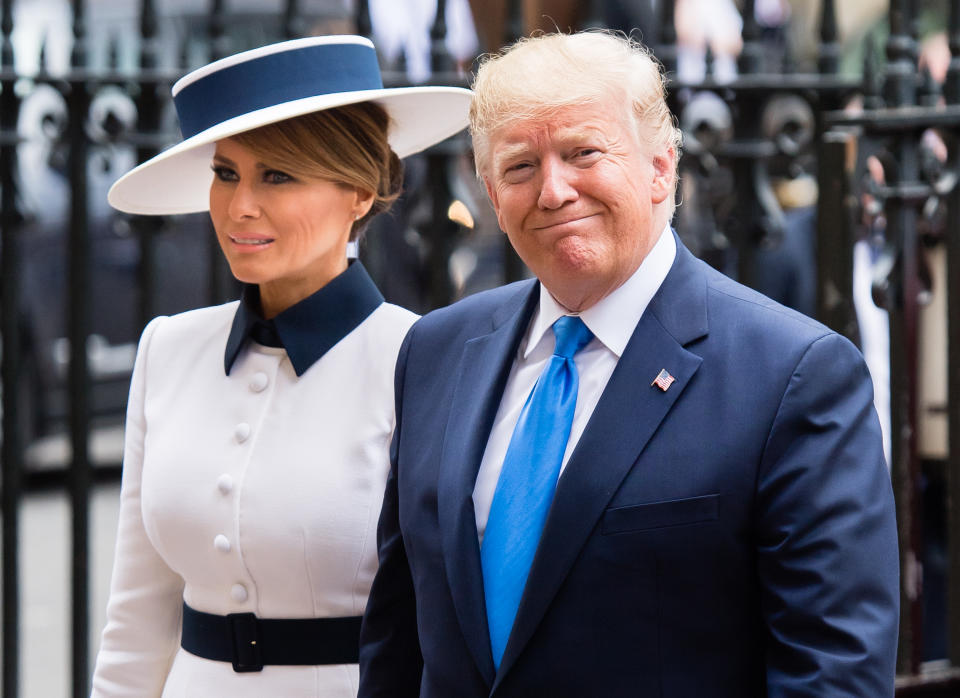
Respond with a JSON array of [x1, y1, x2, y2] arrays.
[[359, 32, 899, 697]]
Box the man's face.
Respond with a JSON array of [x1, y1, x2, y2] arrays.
[[482, 97, 674, 311]]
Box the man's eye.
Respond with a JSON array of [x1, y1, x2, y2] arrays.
[[212, 165, 237, 181], [502, 162, 534, 183], [502, 162, 533, 179], [575, 148, 599, 158]]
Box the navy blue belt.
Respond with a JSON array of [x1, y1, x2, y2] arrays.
[[180, 602, 362, 672]]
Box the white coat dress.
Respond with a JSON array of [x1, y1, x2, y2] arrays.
[[91, 279, 417, 697]]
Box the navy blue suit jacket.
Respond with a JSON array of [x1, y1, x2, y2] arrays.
[[359, 239, 899, 697]]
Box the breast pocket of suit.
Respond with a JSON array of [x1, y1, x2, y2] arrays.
[[601, 493, 720, 535]]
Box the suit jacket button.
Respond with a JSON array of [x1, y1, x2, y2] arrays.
[[214, 535, 231, 553], [230, 584, 248, 602], [217, 474, 234, 495]]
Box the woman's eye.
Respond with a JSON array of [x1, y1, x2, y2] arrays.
[[212, 165, 237, 182], [264, 170, 293, 184]]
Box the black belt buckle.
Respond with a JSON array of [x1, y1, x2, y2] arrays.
[[228, 612, 263, 672]]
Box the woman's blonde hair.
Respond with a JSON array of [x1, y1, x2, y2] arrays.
[[233, 102, 403, 241], [470, 31, 682, 180]]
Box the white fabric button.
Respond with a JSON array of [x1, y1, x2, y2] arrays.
[[234, 423, 251, 443], [217, 474, 234, 495], [249, 372, 269, 392], [214, 534, 231, 553], [231, 584, 248, 602]]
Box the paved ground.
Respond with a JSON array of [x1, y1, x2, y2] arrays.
[[0, 425, 123, 698], [15, 483, 120, 698]]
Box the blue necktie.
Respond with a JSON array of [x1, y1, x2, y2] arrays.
[[481, 315, 594, 668]]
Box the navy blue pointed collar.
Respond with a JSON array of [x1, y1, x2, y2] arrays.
[[224, 260, 384, 377]]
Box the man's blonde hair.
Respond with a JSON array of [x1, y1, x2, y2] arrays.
[[470, 31, 682, 179]]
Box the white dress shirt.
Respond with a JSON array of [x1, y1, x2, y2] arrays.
[[473, 226, 677, 542]]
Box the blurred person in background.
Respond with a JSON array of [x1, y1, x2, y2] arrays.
[[467, 0, 657, 53], [369, 0, 478, 82], [675, 0, 742, 82], [91, 35, 470, 697]]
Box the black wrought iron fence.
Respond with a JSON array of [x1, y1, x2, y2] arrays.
[[1, 0, 958, 695], [660, 0, 960, 690]]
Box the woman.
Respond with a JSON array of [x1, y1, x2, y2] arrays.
[[91, 35, 470, 697]]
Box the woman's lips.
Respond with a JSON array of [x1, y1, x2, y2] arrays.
[[231, 237, 272, 244], [228, 234, 275, 250]]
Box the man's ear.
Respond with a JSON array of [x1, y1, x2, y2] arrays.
[[650, 146, 677, 205]]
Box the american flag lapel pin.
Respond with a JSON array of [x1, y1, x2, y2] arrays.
[[652, 368, 676, 392]]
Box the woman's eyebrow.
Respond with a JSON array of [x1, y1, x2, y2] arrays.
[[211, 154, 274, 171]]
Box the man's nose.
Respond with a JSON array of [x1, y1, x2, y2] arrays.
[[537, 159, 578, 210], [228, 180, 261, 220]]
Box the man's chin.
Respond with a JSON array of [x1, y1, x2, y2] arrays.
[[541, 272, 614, 313]]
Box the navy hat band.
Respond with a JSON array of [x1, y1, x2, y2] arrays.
[[173, 42, 384, 140]]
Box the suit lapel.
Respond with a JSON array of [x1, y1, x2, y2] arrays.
[[437, 281, 539, 685], [493, 240, 710, 685]]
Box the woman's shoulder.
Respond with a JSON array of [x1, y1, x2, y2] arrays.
[[139, 301, 239, 353], [367, 301, 419, 335], [374, 301, 418, 323], [338, 302, 418, 365]]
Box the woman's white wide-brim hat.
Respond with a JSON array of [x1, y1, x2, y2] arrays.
[[108, 35, 473, 215]]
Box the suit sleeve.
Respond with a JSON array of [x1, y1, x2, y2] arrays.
[[358, 325, 424, 697], [756, 332, 899, 697], [91, 317, 185, 698]]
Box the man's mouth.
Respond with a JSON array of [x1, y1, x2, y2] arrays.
[[534, 214, 598, 230]]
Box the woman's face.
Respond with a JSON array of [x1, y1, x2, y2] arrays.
[[209, 137, 372, 317]]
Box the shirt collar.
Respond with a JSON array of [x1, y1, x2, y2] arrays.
[[224, 260, 384, 377], [524, 224, 676, 359]]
